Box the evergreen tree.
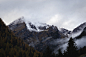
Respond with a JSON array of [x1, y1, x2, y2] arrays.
[[63, 50, 67, 57], [57, 49, 63, 57], [43, 46, 53, 57], [0, 18, 43, 57], [66, 37, 78, 57]]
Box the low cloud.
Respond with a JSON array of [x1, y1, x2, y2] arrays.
[[76, 36, 86, 48], [53, 36, 86, 54]]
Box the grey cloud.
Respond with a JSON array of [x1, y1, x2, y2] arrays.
[[0, 0, 86, 30]]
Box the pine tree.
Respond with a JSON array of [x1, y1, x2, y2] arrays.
[[66, 37, 78, 57], [43, 46, 52, 57], [57, 49, 63, 57]]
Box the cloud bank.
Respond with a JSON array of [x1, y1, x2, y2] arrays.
[[0, 0, 86, 30]]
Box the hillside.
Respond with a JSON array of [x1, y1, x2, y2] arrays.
[[0, 18, 43, 57]]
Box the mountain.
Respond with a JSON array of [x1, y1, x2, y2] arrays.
[[68, 22, 86, 38], [2, 16, 86, 57], [76, 27, 86, 39], [53, 22, 86, 54], [9, 17, 50, 32], [73, 22, 86, 33], [0, 18, 43, 57], [8, 17, 66, 52]]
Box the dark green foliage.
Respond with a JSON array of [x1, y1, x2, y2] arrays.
[[57, 49, 63, 57], [66, 37, 78, 57], [57, 37, 78, 57], [78, 46, 86, 56], [43, 46, 55, 57], [43, 46, 52, 57], [0, 18, 43, 57]]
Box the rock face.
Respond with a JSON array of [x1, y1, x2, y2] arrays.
[[59, 28, 71, 37], [8, 17, 65, 52]]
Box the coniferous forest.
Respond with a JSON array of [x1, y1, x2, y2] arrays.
[[0, 18, 43, 57], [0, 18, 86, 57]]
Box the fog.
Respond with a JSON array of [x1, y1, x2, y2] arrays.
[[69, 30, 83, 38], [76, 36, 86, 48], [52, 36, 86, 54]]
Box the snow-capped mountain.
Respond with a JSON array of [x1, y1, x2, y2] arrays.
[[69, 22, 86, 38], [9, 17, 25, 25], [54, 24, 86, 53], [9, 17, 51, 32], [8, 17, 65, 52], [76, 27, 86, 39], [73, 22, 86, 33], [8, 17, 86, 54]]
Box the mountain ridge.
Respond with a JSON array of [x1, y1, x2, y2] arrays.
[[8, 17, 66, 52], [8, 17, 86, 53]]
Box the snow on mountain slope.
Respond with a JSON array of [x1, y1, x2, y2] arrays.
[[59, 28, 71, 35], [8, 17, 86, 54], [8, 17, 64, 52], [9, 17, 50, 32], [68, 22, 86, 38], [10, 17, 25, 25], [69, 30, 83, 38], [73, 22, 86, 33], [25, 20, 50, 32]]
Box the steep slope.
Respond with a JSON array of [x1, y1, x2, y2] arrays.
[[76, 27, 86, 39], [59, 28, 71, 37], [0, 18, 43, 57], [8, 17, 65, 52], [73, 22, 86, 33], [9, 17, 50, 32], [68, 22, 86, 38]]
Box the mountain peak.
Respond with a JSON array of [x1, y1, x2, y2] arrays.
[[73, 22, 86, 33], [0, 18, 7, 28], [8, 17, 51, 32], [10, 16, 25, 26]]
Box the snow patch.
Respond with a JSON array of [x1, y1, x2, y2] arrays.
[[25, 20, 50, 32]]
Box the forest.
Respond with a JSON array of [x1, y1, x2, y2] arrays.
[[0, 18, 43, 57]]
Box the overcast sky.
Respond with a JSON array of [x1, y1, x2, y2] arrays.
[[0, 0, 86, 31]]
